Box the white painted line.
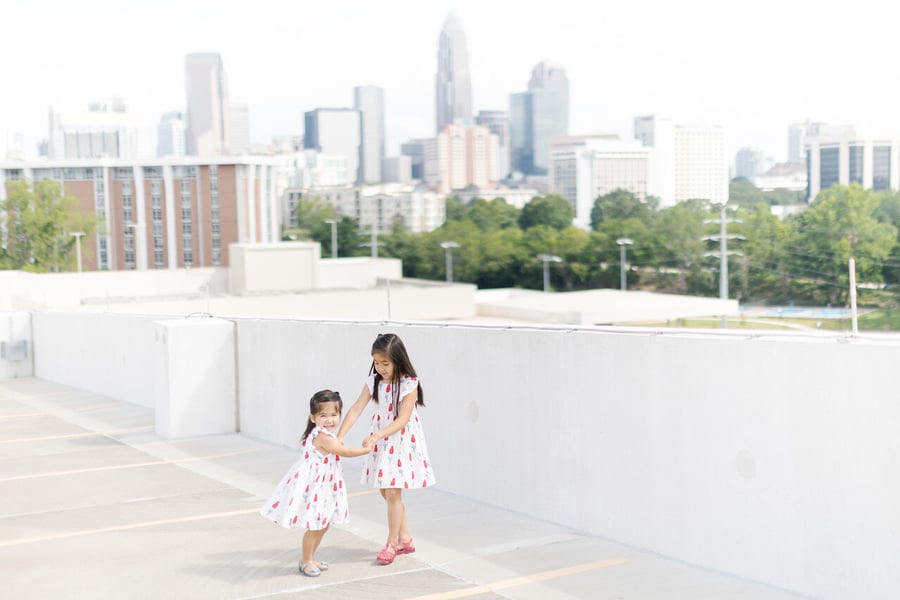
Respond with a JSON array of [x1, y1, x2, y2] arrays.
[[0, 425, 153, 444], [409, 557, 632, 599], [0, 448, 265, 482]]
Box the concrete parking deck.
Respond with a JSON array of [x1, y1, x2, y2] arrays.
[[0, 377, 809, 600]]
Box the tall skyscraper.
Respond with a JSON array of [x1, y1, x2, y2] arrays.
[[476, 110, 510, 178], [303, 108, 362, 184], [435, 13, 473, 133], [509, 62, 569, 176], [48, 98, 145, 159], [185, 53, 230, 156], [354, 85, 385, 183], [228, 103, 250, 154], [157, 111, 185, 158], [635, 115, 728, 207]]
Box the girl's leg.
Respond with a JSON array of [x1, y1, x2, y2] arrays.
[[301, 528, 327, 566], [311, 524, 330, 567], [382, 488, 411, 544]]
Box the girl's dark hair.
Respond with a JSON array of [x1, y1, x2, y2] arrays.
[[301, 389, 343, 443], [369, 333, 424, 416]]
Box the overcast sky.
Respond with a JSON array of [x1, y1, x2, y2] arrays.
[[2, 0, 894, 163]]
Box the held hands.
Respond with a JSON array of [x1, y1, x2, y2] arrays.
[[362, 434, 379, 449]]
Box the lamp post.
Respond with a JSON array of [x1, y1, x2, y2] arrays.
[[325, 219, 338, 258], [702, 204, 744, 328], [70, 231, 86, 273], [616, 238, 633, 290], [539, 253, 562, 292], [440, 241, 460, 283]]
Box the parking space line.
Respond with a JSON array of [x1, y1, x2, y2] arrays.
[[409, 557, 631, 599], [0, 489, 378, 547], [0, 448, 265, 482], [0, 425, 154, 444]]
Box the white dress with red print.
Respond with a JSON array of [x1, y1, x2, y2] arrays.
[[260, 427, 349, 531], [362, 374, 436, 489]]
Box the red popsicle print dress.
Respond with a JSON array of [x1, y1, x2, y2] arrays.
[[362, 374, 436, 489], [260, 427, 349, 530]]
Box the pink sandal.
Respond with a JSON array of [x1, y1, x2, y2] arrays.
[[396, 538, 416, 555], [377, 542, 399, 565]]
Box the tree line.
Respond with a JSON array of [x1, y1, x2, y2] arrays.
[[293, 180, 900, 307], [4, 176, 899, 308]]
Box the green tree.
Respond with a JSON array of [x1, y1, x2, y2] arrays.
[[518, 194, 574, 230], [733, 204, 793, 303], [873, 190, 900, 285], [0, 179, 97, 272], [650, 200, 710, 294], [590, 189, 656, 230], [466, 198, 520, 231], [791, 184, 897, 304]]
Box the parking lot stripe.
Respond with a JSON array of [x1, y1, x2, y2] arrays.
[[0, 490, 378, 547], [0, 448, 265, 482], [408, 557, 632, 599]]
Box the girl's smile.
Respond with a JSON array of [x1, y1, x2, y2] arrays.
[[310, 401, 341, 432]]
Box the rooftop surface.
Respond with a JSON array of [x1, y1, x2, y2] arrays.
[[0, 377, 809, 600]]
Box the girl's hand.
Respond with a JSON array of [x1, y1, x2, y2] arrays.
[[362, 435, 377, 448]]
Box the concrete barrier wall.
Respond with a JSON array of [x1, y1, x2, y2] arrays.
[[317, 257, 404, 289], [1, 269, 226, 310], [27, 312, 900, 600], [0, 311, 33, 378], [32, 312, 164, 408]]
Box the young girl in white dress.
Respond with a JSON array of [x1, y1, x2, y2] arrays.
[[260, 389, 372, 577], [338, 333, 436, 565]]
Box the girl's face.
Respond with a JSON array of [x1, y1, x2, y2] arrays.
[[372, 351, 395, 381], [309, 401, 341, 432]]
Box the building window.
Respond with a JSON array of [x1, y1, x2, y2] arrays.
[[819, 147, 840, 191], [873, 145, 891, 191], [848, 145, 863, 184]]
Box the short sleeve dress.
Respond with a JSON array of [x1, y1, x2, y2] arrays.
[[361, 374, 436, 489], [260, 427, 349, 530]]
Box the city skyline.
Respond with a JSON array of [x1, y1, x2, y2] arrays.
[[2, 0, 896, 165]]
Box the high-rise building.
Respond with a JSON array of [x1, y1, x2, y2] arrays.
[[157, 111, 185, 158], [476, 110, 510, 178], [735, 147, 769, 180], [48, 98, 145, 160], [382, 156, 412, 184], [185, 53, 230, 156], [303, 108, 362, 185], [634, 115, 728, 207], [0, 156, 279, 271], [509, 62, 569, 176], [0, 129, 25, 160], [400, 139, 428, 180], [435, 13, 473, 133], [550, 135, 651, 229], [805, 131, 900, 200], [354, 86, 385, 183], [228, 103, 250, 155], [788, 120, 855, 163], [424, 123, 499, 193]]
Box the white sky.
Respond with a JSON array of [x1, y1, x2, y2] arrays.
[[2, 0, 895, 163]]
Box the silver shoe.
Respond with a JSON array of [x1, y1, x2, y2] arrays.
[[299, 561, 321, 577], [317, 561, 329, 571]]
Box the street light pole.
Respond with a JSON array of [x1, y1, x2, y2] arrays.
[[539, 254, 562, 292], [616, 238, 633, 290], [440, 241, 460, 283], [702, 204, 745, 328], [70, 231, 86, 273], [325, 219, 338, 258]]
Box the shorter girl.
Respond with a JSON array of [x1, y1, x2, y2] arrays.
[[260, 389, 372, 577]]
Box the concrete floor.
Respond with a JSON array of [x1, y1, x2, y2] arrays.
[[0, 377, 810, 600]]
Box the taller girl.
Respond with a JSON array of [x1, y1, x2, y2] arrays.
[[338, 333, 436, 565]]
